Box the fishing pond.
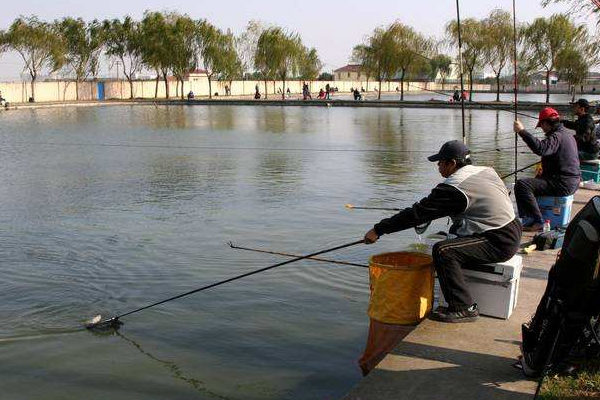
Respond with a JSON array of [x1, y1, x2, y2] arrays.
[[0, 104, 541, 399]]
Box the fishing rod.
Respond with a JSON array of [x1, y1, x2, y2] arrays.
[[512, 0, 519, 185], [500, 160, 539, 180], [228, 242, 369, 268], [85, 239, 365, 330], [455, 0, 467, 145], [406, 82, 537, 120]]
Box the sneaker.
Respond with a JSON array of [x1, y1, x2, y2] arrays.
[[431, 303, 479, 323]]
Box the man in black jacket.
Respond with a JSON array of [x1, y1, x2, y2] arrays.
[[514, 107, 580, 231], [364, 141, 522, 323], [562, 98, 599, 160]]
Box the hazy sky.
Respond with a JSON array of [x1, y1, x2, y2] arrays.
[[0, 0, 596, 80]]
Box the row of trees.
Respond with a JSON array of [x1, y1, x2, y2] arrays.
[[1, 9, 597, 103], [0, 14, 323, 101], [354, 9, 599, 102]]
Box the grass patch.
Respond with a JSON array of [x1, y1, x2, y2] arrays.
[[540, 361, 600, 399]]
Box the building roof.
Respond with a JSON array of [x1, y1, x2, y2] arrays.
[[186, 69, 208, 76], [333, 64, 363, 73]]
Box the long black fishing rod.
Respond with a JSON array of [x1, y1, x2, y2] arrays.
[[455, 0, 467, 145], [513, 0, 519, 185], [228, 242, 369, 268], [85, 239, 364, 330], [500, 161, 539, 180]]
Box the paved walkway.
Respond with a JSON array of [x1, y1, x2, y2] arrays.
[[343, 188, 598, 400]]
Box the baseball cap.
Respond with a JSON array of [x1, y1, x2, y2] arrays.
[[428, 140, 470, 162], [535, 107, 560, 128], [570, 98, 590, 109]]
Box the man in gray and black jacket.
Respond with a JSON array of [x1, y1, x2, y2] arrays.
[[364, 140, 522, 323]]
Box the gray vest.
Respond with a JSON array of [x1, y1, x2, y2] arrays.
[[443, 165, 516, 237]]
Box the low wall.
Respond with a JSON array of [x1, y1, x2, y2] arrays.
[[0, 79, 492, 103]]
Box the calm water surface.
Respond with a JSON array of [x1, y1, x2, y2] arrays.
[[0, 105, 540, 400]]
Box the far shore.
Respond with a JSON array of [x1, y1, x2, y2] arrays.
[[0, 92, 580, 113]]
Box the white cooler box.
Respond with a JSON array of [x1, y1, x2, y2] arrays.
[[437, 255, 523, 319]]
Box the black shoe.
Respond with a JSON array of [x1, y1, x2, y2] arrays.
[[431, 304, 479, 323]]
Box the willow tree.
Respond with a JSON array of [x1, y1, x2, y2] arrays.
[[255, 27, 304, 99], [261, 28, 304, 100], [197, 21, 240, 99], [298, 47, 322, 83], [56, 17, 105, 100], [523, 14, 587, 103], [254, 27, 285, 99], [352, 25, 398, 99], [102, 16, 143, 99], [351, 44, 376, 94], [168, 14, 198, 99], [556, 49, 588, 102], [446, 18, 486, 101], [389, 22, 433, 101], [542, 0, 600, 16], [236, 20, 265, 79], [429, 54, 453, 88], [211, 29, 243, 96], [140, 11, 172, 98], [5, 16, 64, 101], [482, 10, 514, 101]]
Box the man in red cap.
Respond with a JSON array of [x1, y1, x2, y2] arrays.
[[513, 107, 580, 231]]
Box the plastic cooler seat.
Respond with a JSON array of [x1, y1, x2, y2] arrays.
[[581, 160, 600, 183], [536, 195, 574, 229]]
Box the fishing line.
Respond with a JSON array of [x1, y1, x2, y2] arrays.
[[6, 141, 435, 154], [6, 140, 532, 158], [228, 242, 369, 268], [406, 82, 537, 120]]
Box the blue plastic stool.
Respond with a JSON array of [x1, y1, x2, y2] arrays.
[[581, 160, 600, 183], [536, 195, 574, 229]]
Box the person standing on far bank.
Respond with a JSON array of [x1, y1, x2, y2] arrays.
[[364, 141, 522, 323]]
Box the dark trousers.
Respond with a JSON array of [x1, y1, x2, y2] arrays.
[[432, 228, 520, 311], [515, 177, 578, 223]]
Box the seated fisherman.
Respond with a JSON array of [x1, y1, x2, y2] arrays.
[[364, 140, 522, 323], [514, 108, 580, 231], [561, 98, 599, 160]]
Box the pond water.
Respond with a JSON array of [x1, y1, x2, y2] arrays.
[[0, 104, 542, 400]]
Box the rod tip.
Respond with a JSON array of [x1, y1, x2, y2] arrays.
[[84, 315, 123, 332], [345, 204, 354, 209]]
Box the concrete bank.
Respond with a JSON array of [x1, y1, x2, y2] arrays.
[[342, 188, 598, 400], [1, 97, 574, 113]]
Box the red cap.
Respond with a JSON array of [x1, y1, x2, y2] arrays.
[[536, 107, 560, 128]]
